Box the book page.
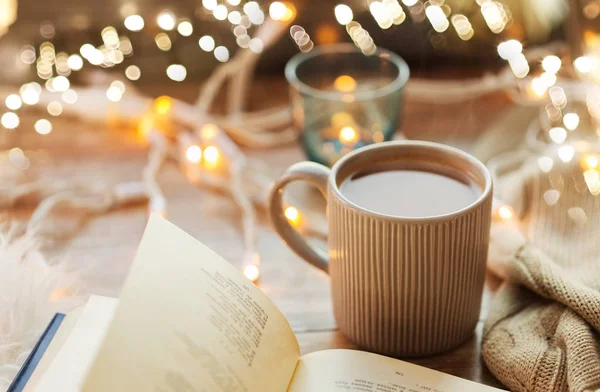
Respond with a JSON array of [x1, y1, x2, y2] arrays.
[[287, 350, 505, 392], [33, 296, 118, 392], [82, 214, 300, 392]]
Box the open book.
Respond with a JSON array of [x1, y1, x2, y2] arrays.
[[22, 214, 503, 392]]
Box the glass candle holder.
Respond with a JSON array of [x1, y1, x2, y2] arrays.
[[285, 43, 410, 166]]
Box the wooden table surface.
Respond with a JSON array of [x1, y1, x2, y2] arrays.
[[5, 77, 514, 390]]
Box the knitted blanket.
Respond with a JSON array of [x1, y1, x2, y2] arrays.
[[483, 150, 600, 391]]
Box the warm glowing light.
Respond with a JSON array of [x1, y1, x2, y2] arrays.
[[157, 11, 176, 30], [451, 14, 474, 40], [334, 75, 357, 93], [243, 1, 260, 15], [537, 156, 554, 173], [186, 145, 203, 163], [166, 64, 187, 82], [227, 0, 241, 5], [540, 72, 557, 88], [199, 35, 215, 52], [125, 65, 141, 80], [5, 94, 22, 110], [382, 0, 406, 25], [558, 145, 575, 163], [202, 0, 217, 10], [47, 101, 63, 116], [155, 33, 172, 51], [200, 124, 219, 140], [214, 5, 228, 20], [402, 0, 418, 5], [67, 54, 84, 71], [508, 54, 529, 78], [21, 84, 40, 105], [481, 1, 507, 33], [530, 77, 547, 97], [52, 76, 70, 92], [498, 205, 514, 221], [568, 207, 588, 224], [425, 4, 449, 32], [249, 9, 265, 24], [106, 86, 123, 102], [279, 2, 296, 22], [138, 116, 153, 138], [62, 89, 78, 104], [243, 264, 260, 282], [581, 154, 599, 170], [549, 127, 567, 144], [1, 112, 19, 129], [284, 206, 300, 226], [203, 145, 219, 165], [369, 1, 393, 29], [154, 96, 172, 115], [584, 169, 600, 196], [542, 55, 561, 74], [249, 38, 264, 53], [214, 46, 230, 62], [339, 126, 359, 144], [269, 2, 287, 20], [34, 119, 52, 135], [176, 20, 193, 36], [543, 190, 560, 206], [87, 48, 104, 65], [124, 14, 144, 31], [228, 11, 242, 24], [497, 40, 522, 60], [574, 56, 593, 73], [334, 4, 353, 25], [563, 113, 580, 131], [549, 87, 567, 108]]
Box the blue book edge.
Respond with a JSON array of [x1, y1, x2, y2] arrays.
[[7, 313, 66, 392]]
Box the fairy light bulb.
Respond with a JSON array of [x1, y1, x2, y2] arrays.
[[177, 21, 193, 36], [243, 264, 260, 282], [334, 75, 356, 93], [563, 113, 580, 131], [339, 126, 359, 144], [541, 55, 561, 74], [67, 54, 84, 71], [154, 96, 172, 115], [549, 127, 567, 144], [497, 205, 514, 221], [200, 123, 219, 140], [5, 94, 22, 110], [537, 156, 554, 173], [530, 77, 547, 97], [186, 145, 202, 163], [124, 14, 144, 31], [558, 145, 575, 163], [284, 206, 300, 226], [157, 11, 176, 31], [1, 112, 19, 129], [334, 4, 353, 25], [203, 145, 219, 166], [199, 35, 215, 52], [34, 119, 52, 135], [574, 56, 593, 73], [581, 154, 599, 170], [269, 2, 287, 20]]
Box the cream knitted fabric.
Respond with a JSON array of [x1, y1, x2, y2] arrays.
[[483, 152, 600, 391]]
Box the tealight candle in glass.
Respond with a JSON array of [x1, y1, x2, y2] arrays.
[[285, 44, 410, 166]]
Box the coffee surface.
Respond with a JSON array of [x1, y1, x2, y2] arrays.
[[339, 169, 480, 217]]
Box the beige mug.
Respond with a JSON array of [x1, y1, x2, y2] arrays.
[[269, 141, 493, 357]]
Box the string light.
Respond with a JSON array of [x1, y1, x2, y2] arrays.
[[383, 0, 406, 25], [1, 112, 19, 129], [540, 72, 557, 88], [563, 113, 580, 131], [20, 83, 40, 105], [243, 264, 260, 283], [87, 48, 104, 65], [558, 145, 575, 163], [214, 46, 230, 62], [334, 4, 353, 25], [530, 77, 547, 97], [269, 2, 287, 20], [574, 56, 593, 73], [203, 145, 220, 166], [581, 154, 599, 170], [425, 4, 449, 32], [537, 156, 554, 173], [125, 65, 141, 80], [497, 205, 514, 221], [200, 123, 218, 140], [548, 127, 567, 144], [481, 1, 507, 33], [543, 190, 560, 206], [177, 21, 193, 36], [67, 54, 83, 71], [402, 0, 418, 5], [34, 119, 52, 135], [124, 14, 144, 31], [369, 1, 393, 29], [20, 45, 36, 64], [62, 89, 78, 104], [213, 5, 228, 21], [106, 86, 123, 102], [451, 14, 474, 41], [284, 206, 300, 226], [80, 43, 95, 59], [153, 96, 172, 115], [248, 8, 265, 25], [166, 64, 187, 82], [584, 169, 600, 196], [497, 40, 522, 60], [52, 76, 70, 92], [290, 25, 314, 53], [541, 55, 562, 74], [549, 86, 567, 108], [5, 94, 22, 110], [227, 0, 241, 5], [157, 11, 176, 30], [228, 11, 242, 24], [339, 126, 359, 144], [155, 33, 172, 51], [202, 0, 217, 10], [199, 35, 215, 52], [47, 101, 63, 116], [186, 145, 202, 163], [243, 1, 260, 15], [334, 75, 356, 92], [249, 38, 264, 53]]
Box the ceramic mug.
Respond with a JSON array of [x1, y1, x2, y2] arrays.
[[269, 141, 493, 357]]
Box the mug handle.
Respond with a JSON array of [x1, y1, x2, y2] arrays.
[[269, 161, 330, 273]]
